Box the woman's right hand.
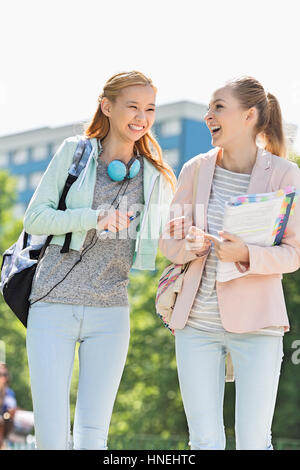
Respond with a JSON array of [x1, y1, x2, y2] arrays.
[[165, 216, 185, 239], [97, 209, 134, 233], [165, 218, 211, 255], [185, 226, 211, 254]]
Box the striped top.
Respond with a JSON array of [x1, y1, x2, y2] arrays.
[[187, 164, 284, 336]]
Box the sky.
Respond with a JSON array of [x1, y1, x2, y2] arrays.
[[1, 0, 300, 151]]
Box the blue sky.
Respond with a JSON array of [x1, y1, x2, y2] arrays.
[[1, 0, 300, 151]]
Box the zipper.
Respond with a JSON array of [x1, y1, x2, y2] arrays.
[[136, 174, 159, 251]]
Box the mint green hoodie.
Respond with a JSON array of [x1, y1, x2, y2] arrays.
[[23, 135, 174, 271]]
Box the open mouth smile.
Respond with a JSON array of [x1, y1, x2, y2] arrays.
[[210, 125, 221, 136], [128, 124, 145, 131]]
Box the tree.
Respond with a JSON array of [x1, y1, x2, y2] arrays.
[[274, 153, 300, 441], [0, 170, 31, 412]]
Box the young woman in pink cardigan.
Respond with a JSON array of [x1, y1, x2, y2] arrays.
[[159, 76, 300, 450]]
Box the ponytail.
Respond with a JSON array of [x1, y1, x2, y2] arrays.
[[227, 76, 287, 158], [264, 92, 287, 158]]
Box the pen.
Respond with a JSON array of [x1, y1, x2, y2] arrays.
[[100, 211, 141, 235]]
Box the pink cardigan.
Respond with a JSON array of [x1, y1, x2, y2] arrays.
[[159, 146, 300, 333]]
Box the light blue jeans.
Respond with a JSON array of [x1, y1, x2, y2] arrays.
[[26, 301, 130, 450], [175, 325, 284, 450]]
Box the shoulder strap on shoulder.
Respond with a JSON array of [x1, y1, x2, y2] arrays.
[[191, 157, 201, 226], [68, 138, 93, 177], [192, 157, 201, 207], [27, 138, 94, 260], [60, 138, 94, 253]]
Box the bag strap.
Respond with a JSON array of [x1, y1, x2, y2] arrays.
[[36, 173, 79, 261], [61, 139, 95, 253], [192, 157, 201, 221], [181, 157, 202, 272]]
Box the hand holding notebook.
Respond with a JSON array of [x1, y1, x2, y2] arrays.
[[209, 186, 299, 282]]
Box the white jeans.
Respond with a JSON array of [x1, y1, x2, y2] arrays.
[[175, 325, 284, 450], [26, 301, 130, 450]]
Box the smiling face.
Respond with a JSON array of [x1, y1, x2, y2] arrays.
[[204, 86, 258, 149], [101, 84, 156, 144]]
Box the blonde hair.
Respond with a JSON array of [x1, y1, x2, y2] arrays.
[[226, 76, 287, 158], [84, 71, 176, 191]]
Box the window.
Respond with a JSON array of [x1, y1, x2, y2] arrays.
[[160, 120, 181, 137], [12, 149, 28, 165], [0, 153, 8, 167], [29, 171, 44, 189], [17, 175, 27, 192], [163, 149, 180, 169], [32, 145, 47, 161]]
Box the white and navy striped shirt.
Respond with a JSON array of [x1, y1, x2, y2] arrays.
[[187, 164, 284, 336]]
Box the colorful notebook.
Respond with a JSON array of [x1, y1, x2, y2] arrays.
[[215, 186, 299, 282], [227, 186, 299, 245]]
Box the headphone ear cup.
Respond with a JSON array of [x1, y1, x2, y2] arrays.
[[128, 158, 141, 179], [106, 157, 141, 181], [107, 160, 127, 181]]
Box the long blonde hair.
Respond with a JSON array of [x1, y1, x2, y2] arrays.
[[84, 71, 176, 191], [226, 76, 287, 158]]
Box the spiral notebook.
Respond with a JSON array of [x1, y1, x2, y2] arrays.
[[215, 186, 299, 282]]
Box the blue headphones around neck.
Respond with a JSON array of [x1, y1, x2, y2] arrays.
[[97, 139, 141, 182]]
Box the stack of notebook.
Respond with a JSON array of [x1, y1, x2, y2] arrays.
[[215, 186, 299, 282]]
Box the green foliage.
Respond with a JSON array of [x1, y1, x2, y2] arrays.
[[273, 153, 300, 439], [0, 303, 31, 411], [288, 152, 300, 167], [275, 273, 300, 439], [0, 170, 32, 412], [0, 170, 22, 254]]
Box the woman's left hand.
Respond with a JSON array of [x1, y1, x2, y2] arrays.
[[203, 231, 249, 263]]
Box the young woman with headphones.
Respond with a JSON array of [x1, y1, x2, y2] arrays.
[[24, 71, 176, 450]]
